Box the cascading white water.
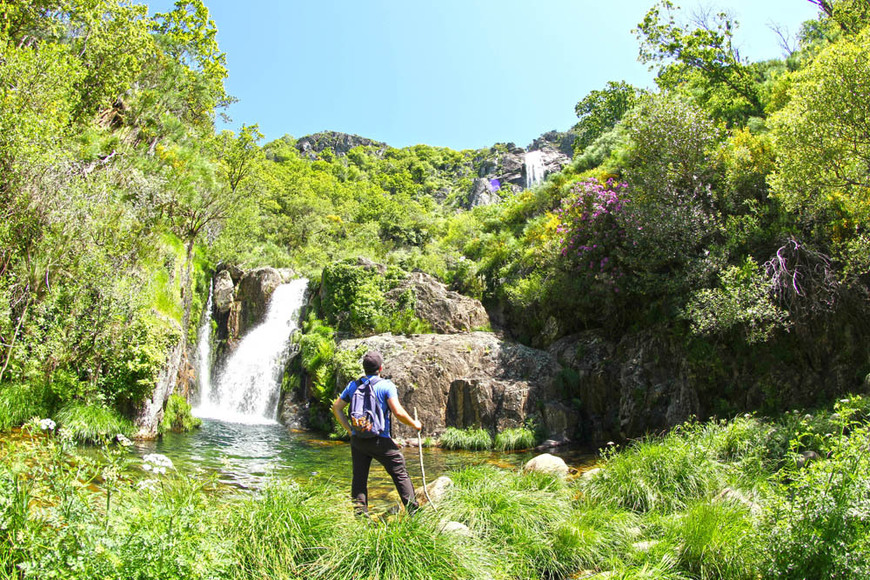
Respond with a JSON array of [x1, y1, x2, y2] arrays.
[[524, 150, 546, 189], [194, 278, 308, 425], [194, 282, 214, 406]]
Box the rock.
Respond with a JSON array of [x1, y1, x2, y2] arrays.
[[236, 267, 283, 336], [797, 450, 821, 469], [213, 270, 235, 315], [466, 178, 501, 209], [295, 131, 386, 157], [335, 332, 564, 439], [580, 467, 603, 480], [384, 271, 490, 334], [438, 521, 473, 537], [523, 453, 569, 477], [134, 318, 184, 439], [416, 475, 453, 507], [535, 437, 570, 452], [215, 263, 244, 284]]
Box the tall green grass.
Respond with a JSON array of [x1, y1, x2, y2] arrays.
[[438, 427, 492, 450], [55, 402, 133, 443], [0, 383, 51, 430], [493, 427, 536, 451]]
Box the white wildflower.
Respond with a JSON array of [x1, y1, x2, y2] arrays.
[[116, 434, 133, 447], [39, 418, 56, 431], [142, 453, 173, 475]]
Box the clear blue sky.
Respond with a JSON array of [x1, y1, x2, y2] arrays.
[[146, 0, 821, 150]]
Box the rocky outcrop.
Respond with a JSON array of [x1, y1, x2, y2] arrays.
[[335, 332, 573, 440], [211, 266, 297, 364], [134, 319, 185, 439], [466, 178, 502, 209], [528, 130, 577, 159], [384, 271, 490, 333], [296, 131, 386, 159]]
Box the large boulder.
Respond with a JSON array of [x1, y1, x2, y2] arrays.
[[523, 453, 570, 477], [384, 271, 490, 334], [466, 178, 502, 209], [335, 332, 572, 440]]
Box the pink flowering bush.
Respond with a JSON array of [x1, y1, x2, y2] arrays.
[[557, 179, 631, 293]]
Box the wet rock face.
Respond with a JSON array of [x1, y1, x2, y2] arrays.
[[211, 266, 294, 364], [335, 332, 571, 440], [384, 271, 490, 334]]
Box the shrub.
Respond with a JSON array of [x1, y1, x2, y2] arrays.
[[439, 427, 492, 451]]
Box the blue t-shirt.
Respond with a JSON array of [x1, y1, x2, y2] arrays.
[[340, 375, 398, 438]]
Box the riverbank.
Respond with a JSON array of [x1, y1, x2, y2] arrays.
[[3, 396, 869, 579]]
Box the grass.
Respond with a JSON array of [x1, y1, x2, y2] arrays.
[[0, 382, 51, 430], [493, 427, 537, 451], [55, 402, 134, 444], [4, 396, 870, 579], [438, 427, 492, 450]]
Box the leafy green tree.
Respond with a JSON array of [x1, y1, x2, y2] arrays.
[[769, 27, 870, 266], [635, 1, 763, 124], [572, 81, 643, 154]]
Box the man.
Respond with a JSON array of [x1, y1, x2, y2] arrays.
[[332, 350, 422, 515]]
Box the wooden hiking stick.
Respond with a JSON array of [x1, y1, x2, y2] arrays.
[[414, 407, 436, 510]]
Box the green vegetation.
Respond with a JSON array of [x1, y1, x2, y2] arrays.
[[159, 394, 202, 434], [439, 427, 493, 451], [4, 398, 870, 578], [493, 427, 537, 451]]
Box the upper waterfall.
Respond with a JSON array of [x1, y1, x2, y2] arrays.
[[194, 278, 308, 424], [524, 150, 546, 189]]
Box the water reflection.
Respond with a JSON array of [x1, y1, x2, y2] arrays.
[[134, 419, 597, 509]]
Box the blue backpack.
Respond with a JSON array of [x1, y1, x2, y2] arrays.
[[348, 376, 385, 438]]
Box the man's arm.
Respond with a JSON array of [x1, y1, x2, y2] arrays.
[[332, 398, 352, 435], [387, 396, 422, 431]]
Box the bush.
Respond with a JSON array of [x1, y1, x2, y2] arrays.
[[439, 427, 492, 451]]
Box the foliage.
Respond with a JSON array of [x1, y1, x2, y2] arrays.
[[493, 427, 537, 451], [573, 81, 644, 154], [55, 403, 133, 444], [635, 0, 763, 123], [438, 427, 493, 451], [160, 393, 202, 434], [769, 27, 870, 262], [683, 257, 790, 343]]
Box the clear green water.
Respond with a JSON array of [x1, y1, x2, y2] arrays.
[[133, 419, 597, 509]]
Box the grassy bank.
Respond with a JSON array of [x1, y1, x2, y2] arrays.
[[3, 397, 870, 579]]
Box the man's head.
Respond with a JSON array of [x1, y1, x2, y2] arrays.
[[362, 350, 383, 375]]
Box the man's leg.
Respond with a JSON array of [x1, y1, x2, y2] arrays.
[[373, 438, 418, 512], [350, 437, 374, 514]]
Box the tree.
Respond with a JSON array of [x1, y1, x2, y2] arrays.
[[769, 27, 870, 267], [572, 81, 643, 154], [635, 1, 764, 123]]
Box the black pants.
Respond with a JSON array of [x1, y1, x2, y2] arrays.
[[350, 435, 417, 514]]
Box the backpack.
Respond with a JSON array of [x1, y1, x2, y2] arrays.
[[348, 376, 385, 438]]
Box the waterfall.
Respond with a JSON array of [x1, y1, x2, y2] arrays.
[[194, 278, 308, 425], [524, 150, 546, 189], [194, 282, 214, 406]]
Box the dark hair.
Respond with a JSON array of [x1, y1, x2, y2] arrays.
[[362, 350, 383, 374]]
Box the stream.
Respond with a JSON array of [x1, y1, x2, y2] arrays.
[[133, 419, 596, 509]]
